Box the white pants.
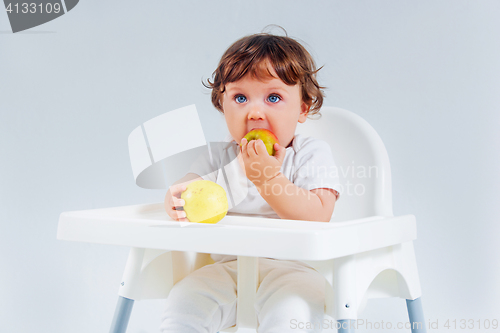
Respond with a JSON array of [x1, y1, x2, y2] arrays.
[[160, 258, 334, 333]]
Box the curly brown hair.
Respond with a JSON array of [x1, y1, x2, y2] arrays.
[[204, 32, 325, 117]]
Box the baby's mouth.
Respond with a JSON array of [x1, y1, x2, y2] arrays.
[[249, 127, 269, 132]]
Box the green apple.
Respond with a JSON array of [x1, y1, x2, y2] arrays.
[[242, 128, 280, 156], [181, 180, 228, 224]]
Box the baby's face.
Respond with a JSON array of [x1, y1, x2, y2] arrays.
[[221, 67, 309, 148]]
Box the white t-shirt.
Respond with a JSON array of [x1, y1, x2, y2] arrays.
[[188, 133, 341, 262]]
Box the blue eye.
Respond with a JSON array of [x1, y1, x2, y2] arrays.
[[267, 94, 281, 103], [235, 95, 247, 103]]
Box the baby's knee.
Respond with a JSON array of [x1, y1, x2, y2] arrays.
[[161, 281, 222, 333], [257, 283, 324, 317], [161, 267, 237, 333], [163, 274, 217, 313], [256, 284, 325, 332]]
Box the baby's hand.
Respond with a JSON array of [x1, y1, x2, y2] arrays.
[[239, 138, 286, 187], [164, 183, 189, 222]]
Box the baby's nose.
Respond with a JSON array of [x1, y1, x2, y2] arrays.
[[248, 105, 265, 120]]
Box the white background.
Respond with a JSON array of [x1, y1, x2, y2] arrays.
[[1, 1, 499, 332]]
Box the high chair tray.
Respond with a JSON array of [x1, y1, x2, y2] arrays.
[[57, 202, 416, 261]]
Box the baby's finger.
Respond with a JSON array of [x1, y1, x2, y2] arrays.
[[173, 198, 185, 207], [166, 208, 178, 221], [255, 140, 267, 155], [273, 143, 286, 162], [176, 210, 187, 219], [240, 138, 248, 156], [167, 194, 180, 207], [248, 140, 258, 157]]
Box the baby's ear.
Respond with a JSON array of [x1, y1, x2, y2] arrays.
[[298, 102, 310, 123]]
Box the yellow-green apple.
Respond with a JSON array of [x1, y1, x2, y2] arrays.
[[242, 128, 280, 156], [181, 180, 228, 224]]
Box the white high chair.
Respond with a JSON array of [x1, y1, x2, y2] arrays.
[[57, 105, 427, 333]]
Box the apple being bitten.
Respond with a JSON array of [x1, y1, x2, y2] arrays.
[[242, 128, 280, 156]]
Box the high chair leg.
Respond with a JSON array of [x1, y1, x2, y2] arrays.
[[406, 298, 426, 332], [109, 296, 134, 333], [337, 319, 355, 332]]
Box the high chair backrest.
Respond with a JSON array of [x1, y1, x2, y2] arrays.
[[296, 106, 394, 221]]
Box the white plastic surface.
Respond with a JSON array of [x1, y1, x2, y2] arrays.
[[296, 107, 393, 221], [236, 256, 259, 329], [57, 202, 416, 261], [57, 203, 421, 329]]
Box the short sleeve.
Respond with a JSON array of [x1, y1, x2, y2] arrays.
[[291, 137, 341, 197], [187, 145, 218, 183], [187, 138, 237, 183]]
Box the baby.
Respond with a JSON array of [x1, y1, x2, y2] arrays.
[[162, 31, 341, 333]]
